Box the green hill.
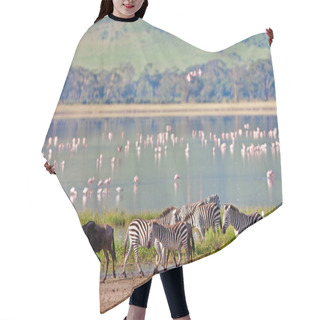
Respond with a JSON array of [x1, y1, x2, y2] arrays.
[[71, 15, 271, 78]]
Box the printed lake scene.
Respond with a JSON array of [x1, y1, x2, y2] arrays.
[[41, 17, 282, 313]]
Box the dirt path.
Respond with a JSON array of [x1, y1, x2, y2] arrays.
[[99, 273, 153, 314]]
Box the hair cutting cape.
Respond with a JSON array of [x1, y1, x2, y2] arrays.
[[41, 13, 282, 314]]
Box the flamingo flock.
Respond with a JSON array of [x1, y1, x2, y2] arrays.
[[44, 120, 280, 206]]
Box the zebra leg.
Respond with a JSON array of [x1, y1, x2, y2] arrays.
[[199, 226, 205, 241], [122, 241, 133, 278], [163, 247, 168, 270], [190, 232, 195, 262], [164, 248, 169, 269], [212, 223, 216, 238], [187, 236, 192, 262], [177, 247, 182, 266], [133, 244, 144, 277], [216, 217, 222, 236], [183, 240, 191, 263], [172, 250, 178, 267], [154, 240, 161, 274]]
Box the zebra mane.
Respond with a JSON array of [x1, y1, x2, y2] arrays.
[[183, 210, 194, 222], [205, 194, 220, 206], [147, 218, 159, 226], [158, 206, 176, 219]]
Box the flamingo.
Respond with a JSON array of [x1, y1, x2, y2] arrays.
[[133, 175, 139, 184], [116, 186, 123, 193], [174, 174, 180, 181], [83, 187, 89, 195], [88, 177, 95, 184], [69, 187, 77, 197], [266, 170, 275, 179], [104, 177, 111, 185]]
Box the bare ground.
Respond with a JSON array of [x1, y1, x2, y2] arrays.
[[99, 272, 153, 314]]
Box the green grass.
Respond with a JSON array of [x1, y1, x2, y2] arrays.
[[78, 205, 278, 275], [79, 208, 162, 227]]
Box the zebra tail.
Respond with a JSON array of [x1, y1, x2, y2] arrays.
[[112, 229, 117, 262], [123, 228, 129, 257]]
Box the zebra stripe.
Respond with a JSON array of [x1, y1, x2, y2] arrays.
[[155, 207, 194, 268], [204, 194, 220, 207], [222, 204, 263, 237], [177, 193, 220, 222], [122, 218, 150, 277], [157, 206, 179, 225], [177, 200, 204, 221], [184, 201, 221, 240], [147, 220, 191, 270]]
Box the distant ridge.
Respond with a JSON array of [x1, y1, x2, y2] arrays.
[[70, 16, 271, 77]]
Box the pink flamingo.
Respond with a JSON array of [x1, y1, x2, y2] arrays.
[[266, 170, 275, 179], [104, 177, 111, 185], [88, 177, 95, 184]]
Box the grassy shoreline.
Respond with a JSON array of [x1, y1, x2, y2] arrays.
[[53, 101, 277, 119], [78, 205, 277, 272]]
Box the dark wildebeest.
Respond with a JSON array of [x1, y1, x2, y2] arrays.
[[82, 221, 117, 282]]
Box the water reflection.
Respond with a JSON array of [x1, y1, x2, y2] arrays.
[[43, 115, 282, 214]]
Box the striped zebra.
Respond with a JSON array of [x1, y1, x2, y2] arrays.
[[153, 222, 195, 272], [176, 200, 204, 221], [204, 194, 220, 207], [122, 207, 178, 277], [154, 207, 194, 270], [222, 204, 263, 237], [184, 200, 221, 240], [154, 207, 179, 271], [122, 218, 151, 278], [147, 220, 191, 270], [176, 194, 220, 221], [157, 206, 179, 225]]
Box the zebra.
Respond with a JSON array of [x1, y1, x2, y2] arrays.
[[184, 201, 221, 240], [176, 193, 220, 221], [147, 220, 191, 271], [204, 194, 220, 207], [153, 221, 195, 272], [222, 204, 263, 237], [122, 218, 151, 278], [154, 207, 194, 270], [157, 206, 179, 225], [176, 200, 204, 222], [154, 207, 179, 270], [122, 207, 178, 277]]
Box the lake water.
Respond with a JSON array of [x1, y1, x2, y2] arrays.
[[42, 114, 282, 214]]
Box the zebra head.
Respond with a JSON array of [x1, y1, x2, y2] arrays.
[[173, 208, 180, 224], [222, 204, 239, 234], [147, 220, 158, 249], [205, 194, 220, 207], [222, 204, 231, 234]]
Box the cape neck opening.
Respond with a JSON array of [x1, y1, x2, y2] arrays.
[[108, 12, 140, 22]]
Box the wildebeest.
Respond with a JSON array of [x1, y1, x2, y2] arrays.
[[82, 221, 117, 282]]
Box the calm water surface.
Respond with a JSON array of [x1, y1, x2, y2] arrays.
[[43, 115, 282, 214]]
